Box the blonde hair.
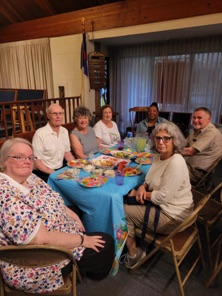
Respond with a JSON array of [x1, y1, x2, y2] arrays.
[[0, 138, 33, 172]]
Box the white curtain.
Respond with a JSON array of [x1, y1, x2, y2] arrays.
[[109, 36, 222, 135], [0, 38, 54, 97]]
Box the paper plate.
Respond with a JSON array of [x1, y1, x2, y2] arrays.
[[111, 150, 134, 159], [135, 157, 152, 165], [123, 166, 142, 177], [67, 159, 90, 168], [78, 175, 108, 187]]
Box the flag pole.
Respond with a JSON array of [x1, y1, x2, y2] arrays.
[[80, 17, 88, 105]]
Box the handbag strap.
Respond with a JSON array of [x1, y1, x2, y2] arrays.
[[141, 201, 160, 250]]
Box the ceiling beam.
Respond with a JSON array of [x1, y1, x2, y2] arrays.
[[0, 0, 222, 43]]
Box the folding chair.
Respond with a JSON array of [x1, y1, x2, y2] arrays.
[[192, 182, 222, 267], [128, 106, 149, 136], [205, 233, 222, 288], [0, 244, 82, 296], [193, 157, 222, 195], [130, 190, 214, 296]]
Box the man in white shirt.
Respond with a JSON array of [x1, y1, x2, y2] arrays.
[[32, 103, 74, 182]]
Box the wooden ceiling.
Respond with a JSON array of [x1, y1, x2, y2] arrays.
[[0, 0, 120, 28]]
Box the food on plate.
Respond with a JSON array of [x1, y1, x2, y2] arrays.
[[111, 151, 133, 159], [68, 159, 89, 168], [57, 168, 80, 180], [123, 166, 142, 176], [104, 169, 115, 177], [93, 159, 117, 168], [83, 164, 95, 173], [78, 175, 108, 187], [93, 168, 104, 175], [117, 161, 126, 171], [100, 148, 112, 155], [133, 151, 153, 158], [135, 157, 152, 165]]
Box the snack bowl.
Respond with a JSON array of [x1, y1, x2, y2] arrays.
[[83, 164, 95, 173], [104, 169, 115, 178], [92, 158, 117, 169], [93, 168, 104, 175]]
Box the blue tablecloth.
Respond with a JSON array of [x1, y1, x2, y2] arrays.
[[48, 156, 150, 274]]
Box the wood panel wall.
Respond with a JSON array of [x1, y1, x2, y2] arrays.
[[0, 0, 222, 43]]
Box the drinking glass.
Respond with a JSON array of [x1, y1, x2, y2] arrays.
[[71, 167, 80, 180], [136, 136, 147, 152], [117, 140, 124, 151], [115, 170, 124, 185]]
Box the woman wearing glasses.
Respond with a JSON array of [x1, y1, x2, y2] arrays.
[[124, 121, 193, 269], [0, 138, 114, 293]]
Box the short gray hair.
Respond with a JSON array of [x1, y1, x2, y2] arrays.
[[46, 103, 63, 114], [73, 106, 91, 124], [151, 122, 186, 152], [0, 138, 33, 172]]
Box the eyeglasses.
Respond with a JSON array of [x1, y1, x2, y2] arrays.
[[49, 112, 64, 116], [154, 136, 173, 143], [7, 156, 37, 162]]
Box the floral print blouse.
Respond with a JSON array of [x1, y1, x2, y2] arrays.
[[0, 173, 85, 293]]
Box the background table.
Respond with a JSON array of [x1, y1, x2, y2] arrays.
[[48, 157, 150, 274]]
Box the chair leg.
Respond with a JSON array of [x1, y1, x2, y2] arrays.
[[205, 236, 222, 288], [197, 231, 206, 270], [205, 262, 222, 288], [72, 266, 77, 296], [204, 223, 213, 267], [171, 253, 185, 296]]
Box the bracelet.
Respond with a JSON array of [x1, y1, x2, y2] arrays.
[[78, 233, 84, 247]]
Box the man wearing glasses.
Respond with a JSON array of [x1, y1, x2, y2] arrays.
[[32, 103, 74, 182], [182, 107, 222, 185]]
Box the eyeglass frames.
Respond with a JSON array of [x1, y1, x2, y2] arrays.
[[153, 136, 173, 143], [7, 156, 37, 162], [49, 112, 64, 116]]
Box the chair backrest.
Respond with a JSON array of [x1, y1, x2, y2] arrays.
[[0, 90, 17, 103], [193, 157, 222, 194], [159, 111, 171, 120], [16, 89, 47, 101], [159, 190, 212, 246], [0, 244, 76, 265], [129, 106, 149, 135], [171, 112, 192, 137], [0, 244, 81, 295]]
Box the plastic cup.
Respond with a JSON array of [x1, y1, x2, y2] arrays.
[[136, 137, 147, 152], [115, 170, 124, 185], [117, 140, 124, 151]]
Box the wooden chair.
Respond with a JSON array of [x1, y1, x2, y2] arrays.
[[0, 90, 17, 138], [130, 190, 213, 296], [0, 244, 82, 296], [13, 131, 36, 142], [193, 157, 222, 195], [192, 182, 222, 267], [129, 106, 149, 136]]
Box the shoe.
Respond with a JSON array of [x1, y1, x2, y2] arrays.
[[124, 247, 146, 269]]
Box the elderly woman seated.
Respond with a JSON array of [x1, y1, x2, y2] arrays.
[[70, 106, 99, 158], [124, 122, 193, 269], [93, 105, 121, 149], [0, 138, 114, 293]]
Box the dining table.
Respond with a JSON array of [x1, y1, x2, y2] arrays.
[[47, 150, 151, 274]]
